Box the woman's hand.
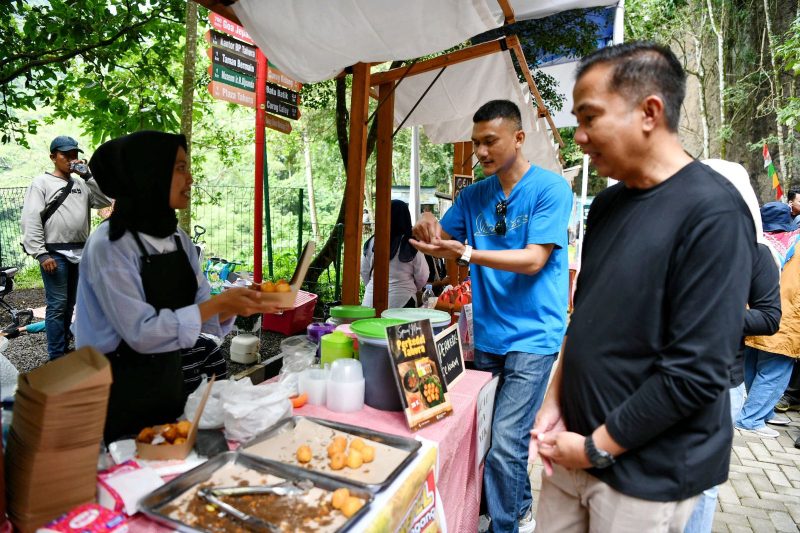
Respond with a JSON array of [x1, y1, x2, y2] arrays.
[[200, 288, 287, 323]]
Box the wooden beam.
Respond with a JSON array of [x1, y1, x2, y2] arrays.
[[496, 0, 516, 23], [370, 38, 506, 86], [192, 0, 241, 25], [341, 63, 371, 304], [373, 83, 395, 315], [506, 34, 564, 147]]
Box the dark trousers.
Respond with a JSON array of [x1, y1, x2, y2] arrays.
[[40, 254, 78, 360], [784, 362, 800, 402]]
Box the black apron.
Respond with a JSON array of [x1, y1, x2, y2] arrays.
[[104, 232, 198, 443]]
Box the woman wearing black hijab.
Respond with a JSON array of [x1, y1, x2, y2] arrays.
[[74, 131, 280, 443], [360, 200, 429, 308]]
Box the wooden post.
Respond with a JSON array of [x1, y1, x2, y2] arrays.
[[373, 83, 395, 314], [446, 141, 475, 285], [341, 63, 371, 304]]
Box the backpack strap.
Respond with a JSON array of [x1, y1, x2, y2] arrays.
[[40, 177, 75, 225]]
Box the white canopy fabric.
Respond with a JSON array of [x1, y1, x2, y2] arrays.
[[393, 51, 559, 172], [232, 0, 619, 84], [539, 60, 580, 128]]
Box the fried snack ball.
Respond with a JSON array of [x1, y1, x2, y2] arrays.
[[349, 437, 365, 452], [346, 449, 364, 469], [176, 420, 191, 438], [331, 435, 347, 452], [276, 281, 292, 293], [329, 452, 346, 470], [297, 444, 313, 464], [137, 427, 156, 443], [331, 488, 350, 510], [162, 424, 178, 443], [261, 281, 276, 293], [361, 445, 375, 463], [341, 496, 364, 518], [173, 437, 187, 445]]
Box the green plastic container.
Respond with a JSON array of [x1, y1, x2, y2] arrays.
[[350, 318, 409, 411], [320, 331, 354, 366], [380, 308, 451, 335], [327, 305, 375, 326]]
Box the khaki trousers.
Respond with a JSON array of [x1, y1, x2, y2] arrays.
[[535, 464, 699, 533]]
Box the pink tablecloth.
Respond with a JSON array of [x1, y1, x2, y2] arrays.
[[296, 368, 492, 533]]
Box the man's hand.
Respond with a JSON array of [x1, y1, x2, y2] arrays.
[[209, 288, 288, 319], [537, 432, 591, 470], [40, 258, 57, 274], [409, 237, 464, 260], [412, 212, 442, 243], [529, 396, 566, 475]]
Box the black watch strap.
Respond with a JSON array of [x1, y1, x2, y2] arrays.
[[585, 434, 615, 469]]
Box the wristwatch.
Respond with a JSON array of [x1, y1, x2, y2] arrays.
[[585, 434, 615, 469], [457, 244, 472, 266]]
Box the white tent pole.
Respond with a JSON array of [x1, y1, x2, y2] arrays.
[[577, 154, 589, 265], [410, 125, 421, 224]]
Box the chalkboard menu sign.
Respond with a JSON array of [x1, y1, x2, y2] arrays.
[[453, 174, 473, 200], [434, 324, 464, 388], [386, 320, 453, 431]]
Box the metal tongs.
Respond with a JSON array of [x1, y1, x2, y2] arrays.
[[198, 480, 314, 532]]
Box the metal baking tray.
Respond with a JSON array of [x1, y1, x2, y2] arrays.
[[139, 451, 373, 532], [240, 415, 422, 494]]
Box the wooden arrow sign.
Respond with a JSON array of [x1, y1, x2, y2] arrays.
[[266, 82, 300, 106], [265, 99, 300, 120], [204, 29, 256, 60], [208, 81, 256, 109], [209, 64, 255, 92], [267, 62, 303, 92], [208, 13, 254, 44], [208, 47, 256, 77], [265, 113, 292, 134]]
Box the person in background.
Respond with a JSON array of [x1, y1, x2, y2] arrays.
[[788, 189, 800, 226], [530, 42, 753, 532], [736, 202, 800, 438], [361, 199, 429, 308], [21, 136, 112, 360], [411, 99, 572, 533], [424, 253, 450, 296], [74, 131, 282, 443], [682, 159, 781, 533]]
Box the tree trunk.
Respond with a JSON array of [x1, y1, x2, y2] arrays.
[[763, 0, 788, 187], [305, 61, 403, 291], [706, 0, 726, 158], [178, 1, 198, 232], [692, 31, 711, 159], [302, 129, 320, 241]]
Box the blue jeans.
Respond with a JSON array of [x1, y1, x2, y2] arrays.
[[683, 384, 745, 533], [737, 347, 794, 429], [40, 254, 79, 360], [475, 349, 556, 533]]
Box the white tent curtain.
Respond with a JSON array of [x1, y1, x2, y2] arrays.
[[232, 0, 620, 84], [393, 51, 560, 172]]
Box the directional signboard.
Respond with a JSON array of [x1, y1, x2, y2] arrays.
[[209, 47, 256, 77], [205, 29, 256, 60], [209, 81, 256, 108], [266, 99, 300, 120], [208, 12, 254, 44], [267, 62, 303, 92], [265, 114, 292, 134], [210, 64, 255, 92], [266, 83, 300, 106]]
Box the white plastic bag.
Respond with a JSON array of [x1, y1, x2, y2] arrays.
[[222, 379, 292, 442], [184, 377, 232, 429], [0, 349, 19, 400]]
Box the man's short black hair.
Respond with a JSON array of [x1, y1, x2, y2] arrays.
[[473, 100, 523, 131], [789, 189, 800, 201], [576, 41, 686, 132]]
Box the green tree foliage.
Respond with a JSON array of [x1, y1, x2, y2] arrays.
[[1, 0, 186, 146]]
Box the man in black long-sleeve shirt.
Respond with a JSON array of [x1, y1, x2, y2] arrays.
[[529, 42, 756, 532]]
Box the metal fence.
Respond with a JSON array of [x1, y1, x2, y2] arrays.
[[0, 185, 348, 303]]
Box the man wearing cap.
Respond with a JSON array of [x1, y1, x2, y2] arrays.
[[21, 136, 111, 359]]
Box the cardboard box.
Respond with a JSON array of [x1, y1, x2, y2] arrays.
[[252, 241, 315, 307], [134, 375, 214, 461]]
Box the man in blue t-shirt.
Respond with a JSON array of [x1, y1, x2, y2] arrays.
[[411, 100, 572, 533]]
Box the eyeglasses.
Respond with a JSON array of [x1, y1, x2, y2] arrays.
[[495, 199, 507, 236]]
